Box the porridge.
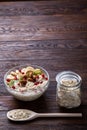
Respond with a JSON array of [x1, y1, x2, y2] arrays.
[[5, 65, 49, 101]]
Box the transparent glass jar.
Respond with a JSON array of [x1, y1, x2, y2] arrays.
[[56, 71, 82, 108]]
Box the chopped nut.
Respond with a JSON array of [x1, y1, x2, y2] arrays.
[[20, 80, 27, 86], [28, 77, 34, 82], [26, 71, 33, 78]]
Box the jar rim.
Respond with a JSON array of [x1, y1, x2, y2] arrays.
[[56, 71, 82, 89]]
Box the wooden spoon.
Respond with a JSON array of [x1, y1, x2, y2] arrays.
[[7, 109, 82, 121]]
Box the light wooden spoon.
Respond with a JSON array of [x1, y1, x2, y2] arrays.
[[7, 109, 82, 121]]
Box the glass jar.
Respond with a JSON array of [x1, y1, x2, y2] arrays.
[[56, 71, 82, 108]]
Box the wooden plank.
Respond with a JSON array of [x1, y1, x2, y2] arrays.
[[0, 58, 86, 75], [0, 1, 87, 129], [0, 15, 87, 41], [0, 39, 87, 49], [0, 95, 87, 126], [0, 56, 87, 80], [0, 44, 87, 60], [0, 0, 87, 16]]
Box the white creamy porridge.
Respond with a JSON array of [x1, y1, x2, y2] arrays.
[[6, 66, 48, 101]]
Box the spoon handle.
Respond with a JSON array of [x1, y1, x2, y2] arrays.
[[38, 113, 82, 118]]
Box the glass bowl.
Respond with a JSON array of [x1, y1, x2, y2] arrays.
[[4, 64, 50, 101]]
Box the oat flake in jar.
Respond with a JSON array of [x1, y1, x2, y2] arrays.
[[56, 71, 82, 108]]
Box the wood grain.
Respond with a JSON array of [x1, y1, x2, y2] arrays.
[[0, 15, 87, 41], [0, 0, 87, 130], [0, 0, 87, 16]]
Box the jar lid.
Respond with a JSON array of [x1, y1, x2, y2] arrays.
[[56, 71, 82, 88]]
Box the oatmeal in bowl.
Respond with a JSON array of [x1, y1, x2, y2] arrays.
[[4, 64, 49, 101]]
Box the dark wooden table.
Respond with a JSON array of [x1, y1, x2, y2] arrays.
[[0, 0, 87, 129]]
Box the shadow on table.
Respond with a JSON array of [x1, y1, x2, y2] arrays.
[[12, 95, 48, 113]]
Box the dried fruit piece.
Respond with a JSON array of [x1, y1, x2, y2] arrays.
[[20, 80, 27, 86], [39, 81, 43, 84], [33, 69, 42, 75], [26, 71, 33, 78], [14, 76, 18, 80], [6, 79, 11, 82], [41, 74, 45, 78], [28, 77, 34, 82], [12, 86, 15, 89], [34, 82, 39, 85], [45, 77, 48, 80], [10, 71, 17, 76]]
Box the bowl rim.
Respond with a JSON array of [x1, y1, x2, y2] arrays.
[[4, 64, 50, 95]]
